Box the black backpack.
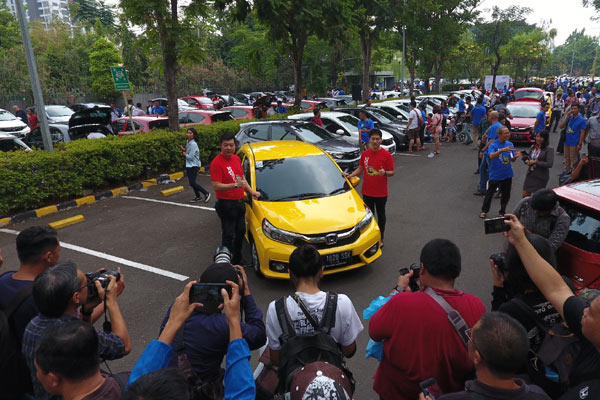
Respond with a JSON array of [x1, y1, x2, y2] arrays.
[[275, 292, 354, 394], [0, 273, 34, 399]]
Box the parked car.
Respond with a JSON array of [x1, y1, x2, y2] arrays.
[[506, 101, 542, 144], [0, 132, 31, 151], [180, 96, 215, 110], [300, 100, 327, 111], [237, 140, 382, 278], [335, 107, 407, 149], [27, 105, 74, 124], [179, 110, 234, 125], [513, 87, 545, 103], [151, 98, 196, 114], [112, 115, 170, 135], [334, 94, 357, 106], [232, 93, 252, 105], [553, 179, 600, 292], [68, 106, 114, 140], [0, 108, 30, 138], [236, 120, 361, 173], [22, 124, 70, 148], [69, 103, 110, 112], [315, 97, 348, 109], [222, 106, 257, 120]]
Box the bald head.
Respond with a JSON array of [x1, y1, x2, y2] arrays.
[[488, 111, 499, 123]]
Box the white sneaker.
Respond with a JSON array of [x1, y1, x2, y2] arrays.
[[204, 193, 211, 203]]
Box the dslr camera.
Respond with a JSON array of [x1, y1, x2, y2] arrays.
[[214, 246, 232, 264], [399, 263, 421, 292], [85, 270, 121, 298], [490, 252, 506, 272]]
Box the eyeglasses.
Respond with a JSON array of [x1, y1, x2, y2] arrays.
[[465, 328, 485, 360]]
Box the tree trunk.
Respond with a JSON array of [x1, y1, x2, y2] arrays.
[[157, 2, 179, 131], [359, 30, 373, 104], [409, 67, 415, 96], [491, 52, 501, 91], [291, 36, 306, 107]]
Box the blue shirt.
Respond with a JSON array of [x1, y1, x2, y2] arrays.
[[471, 105, 486, 125], [488, 140, 515, 181], [485, 121, 502, 155], [358, 118, 375, 143], [458, 99, 466, 112], [534, 111, 546, 133], [565, 114, 586, 146], [584, 93, 591, 101], [151, 105, 166, 115], [562, 93, 569, 101], [338, 89, 346, 95], [276, 106, 287, 114]]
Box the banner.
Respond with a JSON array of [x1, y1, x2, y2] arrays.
[[484, 75, 510, 91]]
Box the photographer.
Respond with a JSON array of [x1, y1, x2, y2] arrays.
[[22, 262, 130, 400], [369, 239, 486, 400], [159, 262, 265, 398], [512, 189, 570, 253], [504, 214, 600, 399], [519, 131, 554, 198]]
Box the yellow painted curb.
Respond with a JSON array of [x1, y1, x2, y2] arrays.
[[0, 218, 10, 227], [111, 187, 129, 197], [49, 215, 85, 229], [75, 196, 96, 206], [161, 186, 184, 196], [142, 179, 157, 188], [35, 205, 58, 218], [199, 167, 205, 173], [169, 171, 184, 180]]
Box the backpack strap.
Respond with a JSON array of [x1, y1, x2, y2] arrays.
[[319, 292, 338, 334], [425, 287, 469, 349], [275, 297, 295, 344]]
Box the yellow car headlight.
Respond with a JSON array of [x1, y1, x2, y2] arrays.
[[358, 207, 373, 231], [262, 218, 298, 244]]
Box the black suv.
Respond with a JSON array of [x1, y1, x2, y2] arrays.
[[336, 107, 408, 149], [235, 120, 361, 172]]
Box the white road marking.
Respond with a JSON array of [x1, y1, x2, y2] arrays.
[[123, 196, 215, 211], [396, 153, 421, 157], [0, 228, 189, 281]]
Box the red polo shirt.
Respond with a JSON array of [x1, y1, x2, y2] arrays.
[[360, 148, 394, 197], [210, 153, 245, 200]]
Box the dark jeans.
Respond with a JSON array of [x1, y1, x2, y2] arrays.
[[419, 124, 425, 145], [557, 128, 566, 153], [363, 195, 388, 240], [214, 199, 246, 264], [186, 167, 209, 198], [481, 178, 512, 214], [549, 110, 561, 131]]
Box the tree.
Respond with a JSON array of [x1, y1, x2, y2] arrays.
[[500, 28, 555, 82], [69, 0, 116, 30], [120, 0, 208, 131], [582, 0, 600, 14], [89, 36, 122, 101], [118, 21, 149, 88], [473, 6, 532, 89], [548, 30, 600, 76], [445, 32, 489, 83]]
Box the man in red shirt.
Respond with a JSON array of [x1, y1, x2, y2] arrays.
[[345, 129, 394, 246], [27, 109, 39, 130], [369, 239, 486, 400], [210, 132, 260, 264]]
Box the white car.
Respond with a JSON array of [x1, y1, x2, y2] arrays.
[[0, 132, 32, 151], [288, 111, 396, 154], [0, 108, 30, 138], [27, 105, 74, 125]]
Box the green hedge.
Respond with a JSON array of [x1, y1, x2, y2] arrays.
[[0, 117, 263, 216]]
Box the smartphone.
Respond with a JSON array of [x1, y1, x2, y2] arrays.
[[420, 378, 442, 400], [484, 217, 510, 234], [189, 283, 229, 314]]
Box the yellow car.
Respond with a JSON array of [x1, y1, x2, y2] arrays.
[[237, 141, 382, 279]]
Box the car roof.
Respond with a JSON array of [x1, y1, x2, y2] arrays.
[[184, 110, 229, 115], [119, 116, 168, 121], [223, 106, 253, 109], [554, 179, 600, 211], [240, 119, 310, 127], [515, 87, 543, 92], [288, 111, 352, 119], [507, 101, 541, 107], [244, 141, 325, 161]]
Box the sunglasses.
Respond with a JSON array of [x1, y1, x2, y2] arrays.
[[465, 328, 485, 360]]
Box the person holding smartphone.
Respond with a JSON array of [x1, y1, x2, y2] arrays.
[[480, 126, 519, 219]]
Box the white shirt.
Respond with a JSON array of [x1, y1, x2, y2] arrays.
[[132, 107, 145, 116], [87, 132, 106, 139], [408, 109, 420, 129], [266, 291, 363, 351]]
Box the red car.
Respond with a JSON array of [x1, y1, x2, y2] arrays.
[[553, 179, 600, 292], [505, 101, 542, 144], [300, 100, 327, 111], [180, 96, 215, 110], [513, 87, 545, 103], [113, 116, 169, 135], [178, 110, 234, 125], [222, 106, 257, 120]]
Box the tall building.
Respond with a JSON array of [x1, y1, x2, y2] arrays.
[[4, 0, 70, 24]]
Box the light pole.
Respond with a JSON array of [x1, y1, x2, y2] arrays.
[[401, 24, 406, 92]]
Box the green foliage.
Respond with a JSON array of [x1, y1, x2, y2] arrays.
[[500, 28, 552, 82], [545, 30, 600, 76], [0, 3, 20, 51], [70, 0, 116, 30], [89, 36, 123, 101]]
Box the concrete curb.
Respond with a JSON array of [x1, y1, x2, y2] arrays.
[[0, 171, 186, 228]]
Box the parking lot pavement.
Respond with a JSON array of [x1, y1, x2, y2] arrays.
[[0, 134, 568, 398]]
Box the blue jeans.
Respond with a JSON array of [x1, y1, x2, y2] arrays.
[[479, 155, 490, 194], [463, 122, 472, 142], [186, 167, 209, 198]]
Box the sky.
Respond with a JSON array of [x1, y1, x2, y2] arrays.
[[478, 0, 600, 46]]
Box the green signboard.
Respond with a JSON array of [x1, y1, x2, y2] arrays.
[[110, 66, 131, 90]]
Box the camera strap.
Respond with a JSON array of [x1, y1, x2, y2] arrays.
[[102, 295, 112, 333], [424, 287, 469, 349]]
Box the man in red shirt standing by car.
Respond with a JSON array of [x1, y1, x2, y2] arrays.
[[345, 129, 394, 247], [210, 132, 260, 264]]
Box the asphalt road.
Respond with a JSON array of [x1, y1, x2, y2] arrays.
[[0, 131, 567, 399]]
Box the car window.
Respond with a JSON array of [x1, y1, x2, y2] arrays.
[[300, 102, 311, 110], [242, 157, 252, 186], [561, 202, 600, 254], [148, 120, 170, 130], [46, 106, 74, 117], [113, 120, 127, 132], [254, 155, 349, 201], [369, 109, 394, 124], [380, 106, 401, 118], [230, 109, 247, 118], [291, 125, 334, 143], [188, 113, 205, 123], [338, 115, 360, 132], [247, 125, 269, 140], [270, 125, 289, 140], [199, 97, 213, 105], [322, 119, 341, 134], [507, 105, 540, 118], [179, 113, 190, 124], [212, 112, 234, 123]]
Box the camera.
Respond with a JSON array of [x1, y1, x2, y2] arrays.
[[399, 263, 421, 292], [214, 246, 232, 264], [490, 252, 506, 271], [85, 270, 121, 298]]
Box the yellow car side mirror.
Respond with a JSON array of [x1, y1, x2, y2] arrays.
[[349, 176, 360, 187]]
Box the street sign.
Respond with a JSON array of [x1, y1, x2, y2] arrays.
[[110, 66, 131, 90]]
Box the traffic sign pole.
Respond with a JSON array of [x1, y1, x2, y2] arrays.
[[110, 66, 136, 134]]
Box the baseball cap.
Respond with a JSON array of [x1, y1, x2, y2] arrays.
[[289, 362, 352, 400], [200, 262, 238, 284]]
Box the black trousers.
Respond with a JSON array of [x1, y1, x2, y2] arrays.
[[481, 178, 512, 214], [363, 195, 388, 240], [186, 167, 209, 198], [557, 128, 566, 153], [549, 110, 561, 131], [215, 199, 246, 264]]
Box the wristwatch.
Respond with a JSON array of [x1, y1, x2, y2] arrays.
[[233, 182, 238, 188], [393, 285, 404, 293]]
